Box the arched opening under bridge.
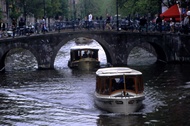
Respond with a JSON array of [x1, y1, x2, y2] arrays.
[[127, 47, 157, 66], [4, 48, 37, 71], [54, 37, 107, 69]]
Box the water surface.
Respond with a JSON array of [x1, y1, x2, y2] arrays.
[[0, 41, 190, 126]]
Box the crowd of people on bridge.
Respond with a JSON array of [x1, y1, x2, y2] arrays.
[[0, 17, 49, 38], [1, 11, 190, 39]]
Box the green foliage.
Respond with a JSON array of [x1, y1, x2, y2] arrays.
[[4, 0, 181, 21], [77, 0, 116, 19], [46, 0, 61, 18], [25, 0, 44, 18], [46, 0, 69, 19], [59, 0, 69, 19], [7, 0, 21, 20], [6, 0, 69, 20], [77, 0, 100, 18], [117, 0, 180, 18], [118, 0, 160, 18]]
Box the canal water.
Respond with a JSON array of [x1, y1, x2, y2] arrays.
[[0, 41, 190, 126]]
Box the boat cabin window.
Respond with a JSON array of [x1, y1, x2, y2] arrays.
[[71, 50, 80, 61], [96, 75, 144, 95], [81, 50, 98, 59], [89, 50, 98, 59], [82, 50, 88, 58], [136, 75, 144, 93], [71, 48, 98, 61], [96, 76, 112, 95]]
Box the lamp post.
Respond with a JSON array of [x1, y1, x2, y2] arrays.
[[6, 0, 12, 27], [73, 0, 76, 31], [6, 0, 9, 26], [43, 0, 46, 18], [73, 0, 76, 20], [116, 0, 119, 31], [158, 0, 162, 14], [43, 0, 46, 34], [23, 0, 26, 26]]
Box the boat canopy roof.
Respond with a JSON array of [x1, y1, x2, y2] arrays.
[[70, 46, 99, 51], [96, 67, 142, 76]]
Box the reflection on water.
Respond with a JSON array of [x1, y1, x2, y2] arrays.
[[5, 48, 38, 71], [128, 47, 157, 66], [97, 114, 145, 126], [1, 41, 190, 126]]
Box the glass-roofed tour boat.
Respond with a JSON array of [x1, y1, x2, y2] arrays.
[[68, 46, 100, 70], [94, 67, 145, 115]]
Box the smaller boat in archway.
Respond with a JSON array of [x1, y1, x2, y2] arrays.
[[94, 67, 145, 115], [68, 46, 100, 70]]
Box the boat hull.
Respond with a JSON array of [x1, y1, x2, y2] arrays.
[[68, 58, 100, 70], [94, 92, 145, 115]]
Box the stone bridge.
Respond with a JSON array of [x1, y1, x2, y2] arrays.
[[0, 31, 190, 72]]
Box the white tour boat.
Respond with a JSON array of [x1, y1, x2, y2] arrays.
[[68, 46, 100, 70], [94, 67, 145, 115]]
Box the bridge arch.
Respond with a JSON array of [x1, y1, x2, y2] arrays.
[[0, 42, 39, 71], [149, 42, 167, 62], [122, 39, 167, 64], [1, 31, 187, 72], [51, 33, 115, 67]]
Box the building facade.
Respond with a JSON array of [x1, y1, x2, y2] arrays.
[[0, 0, 8, 23]]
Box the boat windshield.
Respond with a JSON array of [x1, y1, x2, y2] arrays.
[[71, 49, 98, 61], [96, 75, 144, 95]]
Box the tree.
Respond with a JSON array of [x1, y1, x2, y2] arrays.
[[6, 0, 21, 20], [59, 0, 69, 20], [17, 0, 44, 19], [5, 0, 69, 21], [45, 0, 69, 20], [116, 0, 159, 18], [77, 0, 101, 19], [0, 7, 2, 20], [46, 0, 60, 19], [77, 0, 118, 19]]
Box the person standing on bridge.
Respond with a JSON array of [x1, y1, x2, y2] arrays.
[[41, 17, 48, 34], [156, 14, 162, 32], [182, 13, 190, 34], [88, 13, 93, 30], [12, 18, 17, 38], [18, 18, 25, 36], [0, 21, 6, 37], [105, 14, 112, 30], [139, 16, 147, 32], [169, 18, 175, 33]]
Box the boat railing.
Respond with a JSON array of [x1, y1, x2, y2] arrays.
[[79, 57, 98, 61]]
